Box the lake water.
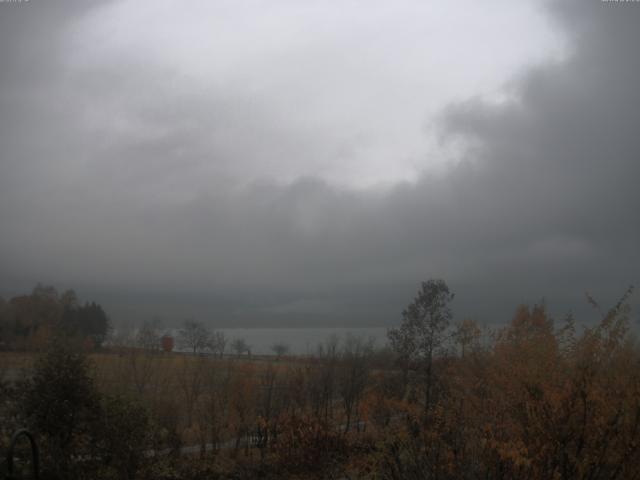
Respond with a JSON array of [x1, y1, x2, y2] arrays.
[[216, 327, 389, 355]]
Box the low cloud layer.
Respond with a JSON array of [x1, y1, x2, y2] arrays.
[[0, 0, 638, 327]]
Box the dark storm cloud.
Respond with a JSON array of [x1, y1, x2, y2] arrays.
[[0, 0, 638, 327], [436, 0, 640, 306]]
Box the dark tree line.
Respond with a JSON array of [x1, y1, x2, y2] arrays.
[[0, 284, 110, 350]]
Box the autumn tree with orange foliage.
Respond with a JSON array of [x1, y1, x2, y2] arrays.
[[377, 286, 640, 480]]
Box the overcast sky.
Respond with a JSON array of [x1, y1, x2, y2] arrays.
[[0, 0, 638, 328]]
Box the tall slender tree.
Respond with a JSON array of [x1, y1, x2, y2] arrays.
[[388, 279, 454, 416]]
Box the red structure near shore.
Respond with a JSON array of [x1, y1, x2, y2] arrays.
[[161, 335, 174, 353]]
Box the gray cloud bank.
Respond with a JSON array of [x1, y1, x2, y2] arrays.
[[0, 0, 638, 327]]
